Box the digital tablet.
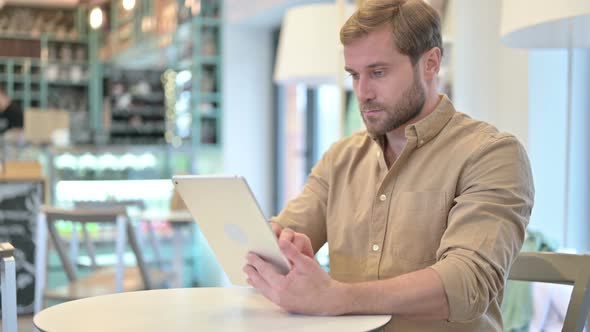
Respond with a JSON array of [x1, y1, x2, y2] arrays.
[[172, 175, 291, 286]]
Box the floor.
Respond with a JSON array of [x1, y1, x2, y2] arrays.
[[16, 315, 32, 332], [0, 315, 33, 332]]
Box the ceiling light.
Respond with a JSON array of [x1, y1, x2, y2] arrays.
[[89, 6, 104, 30], [122, 0, 136, 11]]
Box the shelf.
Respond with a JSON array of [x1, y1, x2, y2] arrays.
[[129, 92, 165, 103], [199, 113, 219, 120], [110, 128, 166, 135], [46, 37, 87, 44], [110, 120, 165, 130], [200, 142, 221, 149], [109, 138, 167, 145], [175, 56, 220, 70], [49, 143, 191, 154], [200, 56, 219, 65], [198, 106, 220, 115], [176, 59, 191, 71], [112, 107, 165, 117], [115, 15, 134, 27], [201, 17, 222, 26], [0, 8, 101, 149], [0, 33, 43, 41], [200, 93, 221, 103], [0, 33, 86, 44], [47, 80, 88, 87], [0, 57, 42, 67], [101, 1, 223, 150], [110, 123, 166, 134], [44, 59, 89, 66]]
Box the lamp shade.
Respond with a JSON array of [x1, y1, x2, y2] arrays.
[[500, 0, 590, 48], [274, 3, 354, 86]]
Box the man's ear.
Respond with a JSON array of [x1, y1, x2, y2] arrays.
[[421, 47, 442, 80]]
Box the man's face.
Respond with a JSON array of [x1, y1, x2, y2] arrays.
[[344, 25, 426, 136]]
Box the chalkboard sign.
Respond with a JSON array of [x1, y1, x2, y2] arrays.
[[0, 181, 43, 314]]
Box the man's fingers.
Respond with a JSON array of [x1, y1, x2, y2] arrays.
[[292, 235, 315, 258], [279, 239, 312, 268], [246, 253, 285, 288], [270, 222, 282, 238], [271, 225, 314, 259], [279, 228, 295, 243], [243, 264, 277, 303]]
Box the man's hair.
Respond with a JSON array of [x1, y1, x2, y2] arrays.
[[340, 0, 443, 65]]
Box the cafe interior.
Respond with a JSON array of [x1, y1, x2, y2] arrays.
[[0, 0, 589, 331]]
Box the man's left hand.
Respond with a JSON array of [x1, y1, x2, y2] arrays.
[[243, 239, 346, 316]]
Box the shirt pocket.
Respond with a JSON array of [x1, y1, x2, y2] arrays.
[[389, 191, 447, 268]]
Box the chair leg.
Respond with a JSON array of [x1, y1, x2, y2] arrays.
[[145, 221, 164, 269], [172, 224, 184, 288], [564, 278, 590, 332], [115, 215, 127, 293], [2, 256, 18, 332], [127, 221, 152, 289], [82, 224, 98, 269], [34, 212, 48, 314], [69, 222, 79, 274]]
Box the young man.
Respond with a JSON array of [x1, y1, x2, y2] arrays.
[[0, 86, 23, 135], [244, 0, 534, 331]]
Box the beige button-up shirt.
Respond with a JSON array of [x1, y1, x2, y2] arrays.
[[273, 95, 534, 331]]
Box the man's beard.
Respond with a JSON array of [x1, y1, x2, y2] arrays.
[[361, 71, 426, 136]]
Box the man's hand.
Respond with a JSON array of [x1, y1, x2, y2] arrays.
[[243, 238, 346, 316], [269, 222, 314, 258]]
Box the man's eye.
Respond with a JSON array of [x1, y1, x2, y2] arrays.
[[373, 70, 385, 78], [349, 73, 359, 80]]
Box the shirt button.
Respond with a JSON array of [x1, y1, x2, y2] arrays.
[[372, 244, 380, 252], [420, 139, 425, 145], [377, 151, 381, 157], [379, 194, 387, 201]]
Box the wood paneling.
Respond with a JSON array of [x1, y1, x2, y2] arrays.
[[0, 38, 41, 58]]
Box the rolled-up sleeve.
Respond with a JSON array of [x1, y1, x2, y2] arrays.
[[270, 147, 331, 253], [430, 134, 534, 322]]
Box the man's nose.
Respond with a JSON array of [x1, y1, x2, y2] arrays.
[[356, 77, 375, 102]]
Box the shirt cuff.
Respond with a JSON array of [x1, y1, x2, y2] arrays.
[[430, 257, 485, 322]]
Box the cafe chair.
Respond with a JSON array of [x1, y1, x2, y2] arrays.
[[0, 242, 17, 332], [73, 200, 164, 269], [508, 252, 590, 332], [33, 205, 169, 313]]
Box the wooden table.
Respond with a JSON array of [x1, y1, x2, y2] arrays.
[[34, 287, 391, 332]]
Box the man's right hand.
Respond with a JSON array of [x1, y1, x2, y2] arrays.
[[270, 222, 315, 259]]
